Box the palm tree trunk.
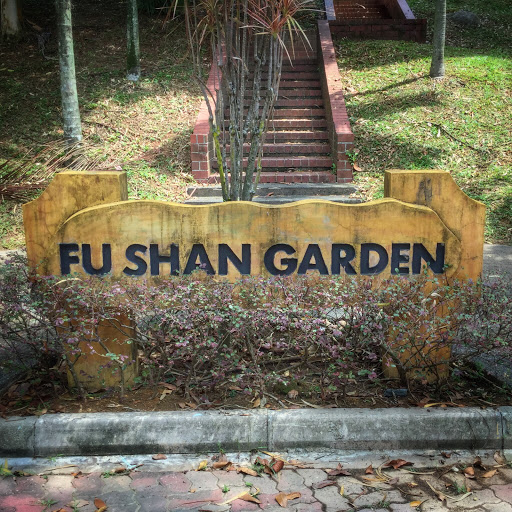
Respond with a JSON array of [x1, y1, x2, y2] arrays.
[[430, 0, 446, 78], [56, 0, 82, 142], [127, 0, 140, 81]]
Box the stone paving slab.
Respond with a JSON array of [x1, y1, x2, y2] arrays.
[[1, 454, 511, 512]]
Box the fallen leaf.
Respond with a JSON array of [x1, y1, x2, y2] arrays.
[[71, 471, 82, 478], [287, 389, 298, 399], [159, 389, 173, 401], [275, 492, 300, 507], [494, 451, 507, 465], [384, 459, 414, 470], [152, 454, 167, 460], [482, 469, 497, 478], [464, 466, 475, 478], [212, 461, 232, 469], [340, 485, 344, 495], [353, 163, 362, 172], [365, 464, 373, 474], [93, 498, 107, 509], [51, 508, 67, 512], [408, 482, 419, 488], [186, 402, 197, 409], [238, 467, 259, 477], [97, 507, 107, 512], [410, 500, 422, 507], [239, 493, 261, 504], [197, 460, 208, 471], [178, 402, 186, 409], [327, 463, 351, 476], [252, 397, 261, 408], [272, 459, 284, 473], [255, 457, 269, 466], [312, 480, 336, 489], [441, 452, 451, 459]]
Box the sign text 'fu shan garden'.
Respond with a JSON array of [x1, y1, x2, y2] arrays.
[[24, 169, 485, 283]]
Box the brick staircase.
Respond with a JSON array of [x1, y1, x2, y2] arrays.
[[211, 44, 336, 184], [190, 22, 354, 187]]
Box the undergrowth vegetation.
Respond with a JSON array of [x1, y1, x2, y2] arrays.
[[1, 256, 511, 401]]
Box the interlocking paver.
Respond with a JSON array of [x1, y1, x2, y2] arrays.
[[313, 484, 351, 510], [493, 484, 512, 504], [159, 472, 192, 492], [483, 503, 512, 512], [187, 470, 219, 491], [101, 474, 132, 493], [1, 456, 511, 511], [213, 470, 246, 488], [276, 470, 304, 491], [243, 474, 277, 494], [295, 468, 327, 487]]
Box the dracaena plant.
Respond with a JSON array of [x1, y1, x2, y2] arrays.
[[184, 0, 313, 200]]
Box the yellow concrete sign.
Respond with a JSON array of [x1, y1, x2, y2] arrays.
[[23, 170, 485, 282]]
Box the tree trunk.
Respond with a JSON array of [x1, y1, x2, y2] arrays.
[[1, 0, 21, 37], [126, 0, 140, 81], [56, 0, 82, 142], [430, 0, 446, 78]]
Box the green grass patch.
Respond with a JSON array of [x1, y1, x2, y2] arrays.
[[336, 38, 512, 243]]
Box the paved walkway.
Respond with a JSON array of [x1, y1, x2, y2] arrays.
[[1, 456, 512, 512]]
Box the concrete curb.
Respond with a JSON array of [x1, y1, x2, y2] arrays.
[[1, 407, 509, 458]]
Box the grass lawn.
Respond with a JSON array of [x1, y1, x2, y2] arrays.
[[0, 0, 510, 248], [337, 0, 511, 243]]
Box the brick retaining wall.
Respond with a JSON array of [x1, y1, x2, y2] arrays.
[[317, 20, 354, 183]]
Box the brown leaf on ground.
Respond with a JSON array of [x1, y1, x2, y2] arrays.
[[464, 466, 475, 478], [384, 459, 414, 470], [312, 480, 336, 489], [252, 397, 261, 408], [51, 509, 67, 512], [287, 389, 298, 399], [93, 498, 107, 510], [494, 451, 507, 465], [255, 457, 269, 466], [410, 500, 423, 507], [441, 452, 451, 459], [272, 459, 285, 473], [212, 461, 232, 470], [237, 467, 259, 477], [152, 454, 167, 460], [275, 491, 301, 507], [353, 163, 362, 172], [482, 469, 497, 478], [327, 463, 351, 476], [71, 471, 82, 478], [239, 493, 261, 504], [365, 464, 373, 474], [96, 508, 107, 512], [197, 460, 208, 471]]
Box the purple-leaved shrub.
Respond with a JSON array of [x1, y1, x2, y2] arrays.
[[0, 254, 510, 397]]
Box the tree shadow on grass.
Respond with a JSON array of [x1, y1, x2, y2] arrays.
[[352, 124, 444, 172], [346, 90, 441, 121]]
